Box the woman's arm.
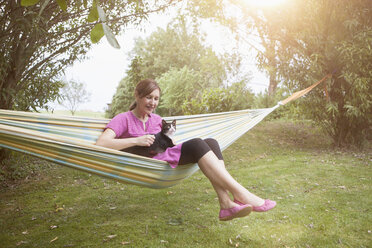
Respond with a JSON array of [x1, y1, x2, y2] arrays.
[[95, 128, 155, 150]]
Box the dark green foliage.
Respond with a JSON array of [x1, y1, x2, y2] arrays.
[[0, 0, 174, 111], [239, 0, 372, 147], [1, 1, 91, 111], [106, 56, 145, 118]]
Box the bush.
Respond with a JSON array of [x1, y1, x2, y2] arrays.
[[253, 87, 308, 121], [182, 81, 256, 115]]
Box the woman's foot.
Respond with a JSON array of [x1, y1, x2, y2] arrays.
[[234, 199, 276, 212], [219, 204, 252, 221]]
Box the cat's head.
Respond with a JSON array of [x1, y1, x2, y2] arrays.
[[161, 119, 176, 137]]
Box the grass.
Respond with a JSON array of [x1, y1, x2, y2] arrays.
[[0, 120, 371, 247]]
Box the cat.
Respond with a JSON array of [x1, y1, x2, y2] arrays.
[[122, 119, 176, 157]]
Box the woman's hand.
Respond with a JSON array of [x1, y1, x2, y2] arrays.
[[96, 129, 154, 150], [136, 134, 155, 147]]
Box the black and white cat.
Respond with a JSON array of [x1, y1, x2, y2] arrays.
[[122, 119, 176, 157]]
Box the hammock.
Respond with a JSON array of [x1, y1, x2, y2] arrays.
[[0, 75, 330, 188]]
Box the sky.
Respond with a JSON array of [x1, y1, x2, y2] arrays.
[[60, 8, 269, 112]]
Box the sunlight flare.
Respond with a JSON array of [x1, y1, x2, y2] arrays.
[[245, 0, 288, 7]]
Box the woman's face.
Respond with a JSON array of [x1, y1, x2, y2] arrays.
[[136, 89, 160, 115]]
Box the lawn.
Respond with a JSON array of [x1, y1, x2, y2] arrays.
[[0, 120, 371, 247]]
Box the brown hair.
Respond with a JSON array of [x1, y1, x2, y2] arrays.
[[129, 79, 161, 111]]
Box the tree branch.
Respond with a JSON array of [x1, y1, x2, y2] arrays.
[[21, 29, 90, 83], [48, 1, 176, 36]]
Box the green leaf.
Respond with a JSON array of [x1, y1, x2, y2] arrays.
[[21, 0, 40, 6], [167, 218, 183, 226], [90, 24, 104, 44], [56, 0, 67, 11], [87, 1, 98, 22], [102, 23, 120, 49]]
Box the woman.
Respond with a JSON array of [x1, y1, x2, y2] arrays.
[[96, 79, 276, 221]]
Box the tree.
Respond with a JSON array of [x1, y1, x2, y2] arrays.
[[236, 11, 280, 96], [131, 16, 228, 87], [233, 0, 372, 147], [107, 56, 145, 118], [60, 80, 91, 115], [107, 16, 244, 117], [157, 66, 204, 116], [0, 0, 175, 111]]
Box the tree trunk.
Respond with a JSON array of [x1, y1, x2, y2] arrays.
[[0, 74, 16, 110], [268, 72, 277, 96], [0, 148, 10, 164], [330, 76, 350, 147]]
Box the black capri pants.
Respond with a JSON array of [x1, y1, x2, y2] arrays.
[[178, 138, 224, 165]]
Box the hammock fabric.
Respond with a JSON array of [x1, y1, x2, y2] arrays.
[[0, 75, 330, 188]]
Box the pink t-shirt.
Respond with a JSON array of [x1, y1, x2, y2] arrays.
[[105, 111, 182, 168]]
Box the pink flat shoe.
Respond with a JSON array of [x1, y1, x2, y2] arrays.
[[234, 199, 276, 212], [219, 204, 252, 221]]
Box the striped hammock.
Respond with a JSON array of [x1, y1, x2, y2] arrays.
[[0, 75, 330, 188]]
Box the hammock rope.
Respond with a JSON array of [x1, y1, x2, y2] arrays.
[[0, 75, 330, 188]]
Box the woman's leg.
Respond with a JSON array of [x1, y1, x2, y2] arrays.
[[179, 138, 264, 208], [179, 139, 235, 209], [198, 151, 265, 207], [203, 138, 236, 208]]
